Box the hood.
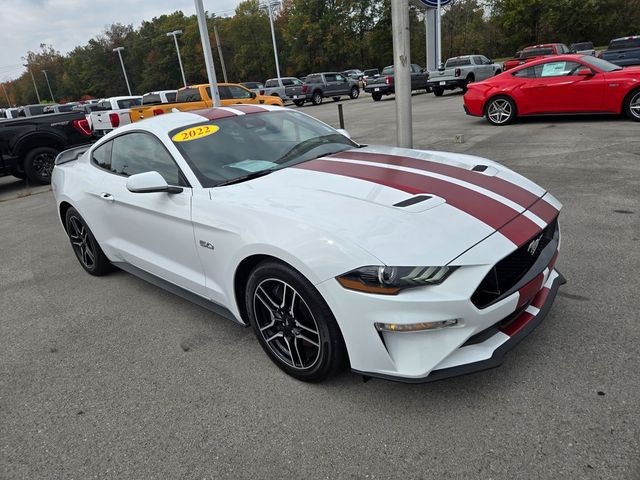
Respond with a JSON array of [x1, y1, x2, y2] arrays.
[[217, 146, 555, 266]]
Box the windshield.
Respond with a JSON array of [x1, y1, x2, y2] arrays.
[[521, 48, 553, 58], [170, 110, 358, 187], [580, 55, 622, 72]]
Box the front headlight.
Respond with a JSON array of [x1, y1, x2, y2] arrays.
[[336, 266, 457, 295]]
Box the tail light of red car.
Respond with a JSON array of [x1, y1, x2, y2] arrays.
[[385, 75, 392, 85], [455, 68, 461, 77], [72, 119, 92, 137], [153, 109, 165, 116], [109, 113, 120, 128]]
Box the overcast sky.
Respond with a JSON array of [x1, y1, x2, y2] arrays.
[[0, 0, 243, 81]]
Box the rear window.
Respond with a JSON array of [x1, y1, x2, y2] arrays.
[[243, 82, 263, 89], [521, 48, 554, 58], [306, 74, 321, 83], [364, 69, 379, 76], [381, 66, 394, 74], [571, 42, 593, 51], [609, 37, 640, 50], [142, 94, 161, 105], [445, 58, 471, 67], [176, 88, 202, 102], [58, 104, 74, 112], [117, 98, 142, 109]]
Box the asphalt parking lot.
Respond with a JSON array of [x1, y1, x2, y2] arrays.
[[1, 91, 639, 479]]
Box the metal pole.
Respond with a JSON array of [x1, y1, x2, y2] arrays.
[[113, 47, 132, 96], [338, 103, 344, 129], [391, 0, 413, 148], [213, 24, 228, 83], [42, 70, 55, 103], [167, 31, 188, 88], [436, 0, 442, 67], [265, 1, 283, 87], [194, 0, 221, 107], [1, 84, 10, 106], [425, 13, 429, 70], [27, 67, 41, 103]]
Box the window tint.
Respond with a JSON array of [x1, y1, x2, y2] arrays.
[[282, 79, 293, 86], [142, 94, 161, 105], [513, 66, 537, 78], [535, 61, 581, 77], [324, 74, 337, 82], [306, 74, 321, 83], [110, 133, 181, 185], [571, 42, 593, 51], [166, 92, 176, 102], [228, 86, 252, 99], [97, 101, 111, 110], [580, 56, 622, 72], [291, 78, 303, 85], [176, 88, 202, 102], [58, 104, 74, 112], [92, 142, 112, 170], [472, 56, 483, 65], [609, 37, 640, 50], [445, 58, 471, 67], [480, 55, 491, 64], [29, 105, 47, 115], [265, 80, 275, 87], [117, 98, 142, 109]]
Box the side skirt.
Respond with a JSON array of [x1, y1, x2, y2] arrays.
[[112, 262, 246, 326]]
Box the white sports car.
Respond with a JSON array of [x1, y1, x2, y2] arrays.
[[52, 104, 564, 383]]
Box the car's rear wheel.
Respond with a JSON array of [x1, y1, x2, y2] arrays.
[[65, 207, 113, 276], [485, 96, 517, 126], [433, 87, 444, 97], [624, 88, 640, 121], [349, 87, 359, 99], [293, 100, 305, 107], [332, 96, 341, 102], [311, 91, 323, 105], [245, 260, 346, 382], [24, 146, 59, 184], [372, 92, 382, 101]]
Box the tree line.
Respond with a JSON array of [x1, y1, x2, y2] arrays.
[[3, 0, 639, 106]]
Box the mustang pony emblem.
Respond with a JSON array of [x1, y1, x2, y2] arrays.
[[527, 236, 542, 256]]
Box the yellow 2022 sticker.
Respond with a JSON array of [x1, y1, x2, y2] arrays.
[[172, 125, 219, 142]]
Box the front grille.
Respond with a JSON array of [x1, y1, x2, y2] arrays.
[[471, 217, 558, 309]]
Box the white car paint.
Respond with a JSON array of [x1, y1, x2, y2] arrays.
[[52, 105, 564, 382]]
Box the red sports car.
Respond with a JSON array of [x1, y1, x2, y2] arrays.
[[464, 54, 640, 125]]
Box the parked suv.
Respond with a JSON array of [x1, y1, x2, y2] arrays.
[[285, 72, 360, 106]]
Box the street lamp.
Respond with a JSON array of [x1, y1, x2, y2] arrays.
[[112, 47, 132, 96], [166, 30, 188, 88], [42, 69, 55, 103], [22, 60, 41, 104], [194, 0, 220, 107], [260, 0, 283, 87]]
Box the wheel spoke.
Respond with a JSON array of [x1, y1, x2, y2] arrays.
[[295, 320, 318, 337], [256, 286, 279, 313], [292, 337, 304, 367], [265, 332, 283, 344], [84, 246, 95, 263], [283, 337, 297, 367], [295, 333, 319, 348]]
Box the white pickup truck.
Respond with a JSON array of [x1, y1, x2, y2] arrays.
[[141, 90, 177, 106], [427, 55, 502, 96], [89, 96, 142, 136]]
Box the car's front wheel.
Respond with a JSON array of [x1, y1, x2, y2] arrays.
[[624, 88, 640, 122], [245, 260, 346, 382], [65, 207, 113, 276], [349, 87, 360, 99], [485, 96, 517, 126]]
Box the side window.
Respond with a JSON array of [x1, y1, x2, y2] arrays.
[[265, 80, 274, 88], [98, 101, 111, 110], [535, 61, 581, 78], [218, 86, 232, 100], [110, 133, 182, 185], [335, 74, 345, 82], [513, 66, 537, 78], [480, 55, 490, 64], [472, 56, 483, 65], [92, 142, 112, 170], [166, 92, 176, 103], [324, 74, 337, 82], [282, 79, 293, 86], [228, 86, 252, 99]]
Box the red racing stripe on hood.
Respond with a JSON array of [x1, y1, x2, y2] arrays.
[[331, 150, 542, 209], [294, 159, 540, 243], [230, 104, 268, 114]]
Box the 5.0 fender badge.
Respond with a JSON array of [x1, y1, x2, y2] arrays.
[[199, 240, 215, 250]]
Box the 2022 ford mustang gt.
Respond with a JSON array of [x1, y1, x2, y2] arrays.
[[52, 104, 564, 383]]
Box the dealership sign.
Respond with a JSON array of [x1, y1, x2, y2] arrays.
[[411, 0, 453, 7]]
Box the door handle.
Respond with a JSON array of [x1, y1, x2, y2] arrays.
[[99, 192, 115, 202]]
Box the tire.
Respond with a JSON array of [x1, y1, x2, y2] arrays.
[[494, 69, 502, 76], [462, 75, 475, 94], [332, 96, 341, 102], [349, 87, 360, 99], [293, 100, 305, 107], [64, 207, 113, 276], [485, 95, 517, 126], [311, 91, 323, 106], [372, 92, 382, 102], [433, 87, 444, 97], [24, 146, 59, 185], [245, 260, 346, 382], [623, 88, 640, 122]]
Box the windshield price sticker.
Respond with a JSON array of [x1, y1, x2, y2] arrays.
[[172, 125, 219, 142]]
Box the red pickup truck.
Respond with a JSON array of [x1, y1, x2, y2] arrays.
[[503, 43, 571, 71]]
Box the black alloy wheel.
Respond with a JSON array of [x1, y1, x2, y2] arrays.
[[24, 146, 59, 184], [246, 260, 346, 382], [65, 207, 113, 276], [349, 87, 360, 99]]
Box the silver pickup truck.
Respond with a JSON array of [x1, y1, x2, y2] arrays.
[[427, 55, 502, 96]]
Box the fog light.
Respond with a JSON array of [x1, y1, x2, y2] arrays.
[[374, 319, 459, 333]]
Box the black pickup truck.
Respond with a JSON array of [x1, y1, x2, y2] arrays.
[[0, 111, 94, 184], [363, 64, 430, 101], [600, 36, 640, 67]]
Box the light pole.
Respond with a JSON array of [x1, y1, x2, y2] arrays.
[[112, 47, 132, 96], [436, 0, 442, 67], [212, 23, 228, 83], [194, 0, 220, 107], [42, 70, 55, 103], [391, 0, 413, 148], [23, 63, 41, 103], [166, 30, 188, 88], [261, 0, 283, 87]]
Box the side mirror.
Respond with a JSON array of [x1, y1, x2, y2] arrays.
[[250, 91, 257, 99], [126, 171, 183, 194], [336, 128, 351, 139], [577, 68, 594, 76]]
